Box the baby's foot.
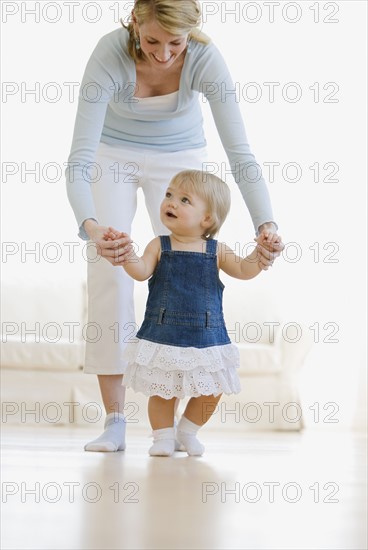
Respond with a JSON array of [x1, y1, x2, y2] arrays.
[[149, 427, 175, 457], [174, 419, 185, 451], [177, 417, 205, 456], [176, 431, 204, 456]]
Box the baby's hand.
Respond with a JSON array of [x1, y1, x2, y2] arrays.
[[254, 231, 282, 270], [254, 231, 281, 247], [103, 228, 131, 242], [103, 230, 135, 265], [103, 231, 116, 242]]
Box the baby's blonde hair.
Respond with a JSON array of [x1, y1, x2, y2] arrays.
[[122, 0, 210, 61], [170, 170, 231, 240]]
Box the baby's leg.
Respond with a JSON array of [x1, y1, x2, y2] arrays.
[[184, 394, 223, 425], [177, 394, 222, 456], [148, 396, 176, 457]]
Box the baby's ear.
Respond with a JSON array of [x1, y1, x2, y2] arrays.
[[201, 213, 213, 228]]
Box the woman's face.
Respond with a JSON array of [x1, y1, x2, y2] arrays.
[[136, 19, 189, 69]]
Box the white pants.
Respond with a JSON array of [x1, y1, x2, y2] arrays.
[[85, 142, 207, 374]]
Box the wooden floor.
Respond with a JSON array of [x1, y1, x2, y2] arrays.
[[1, 425, 366, 550]]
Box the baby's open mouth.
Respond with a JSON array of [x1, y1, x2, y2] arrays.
[[166, 211, 177, 218]]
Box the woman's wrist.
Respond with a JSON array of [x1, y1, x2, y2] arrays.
[[83, 218, 98, 237]]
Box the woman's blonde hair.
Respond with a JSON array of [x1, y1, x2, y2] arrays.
[[170, 170, 231, 240], [122, 0, 210, 61]]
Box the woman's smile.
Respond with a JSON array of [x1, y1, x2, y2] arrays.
[[136, 20, 188, 70], [152, 53, 174, 64]]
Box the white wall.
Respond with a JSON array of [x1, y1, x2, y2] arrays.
[[1, 1, 367, 429]]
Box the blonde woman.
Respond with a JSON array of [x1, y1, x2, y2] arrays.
[[66, 0, 283, 452]]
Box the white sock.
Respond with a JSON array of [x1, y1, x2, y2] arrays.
[[149, 427, 175, 457], [177, 417, 205, 456], [84, 413, 126, 452], [174, 418, 185, 452]]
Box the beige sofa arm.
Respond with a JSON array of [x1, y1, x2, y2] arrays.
[[274, 324, 314, 429]]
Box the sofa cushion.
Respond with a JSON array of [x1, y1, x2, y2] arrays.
[[1, 337, 85, 371], [238, 343, 282, 374], [1, 278, 86, 371]]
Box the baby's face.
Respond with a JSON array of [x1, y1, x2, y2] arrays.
[[160, 186, 210, 236]]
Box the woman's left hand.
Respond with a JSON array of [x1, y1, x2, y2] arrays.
[[255, 223, 284, 270]]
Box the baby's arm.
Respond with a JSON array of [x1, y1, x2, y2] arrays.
[[121, 236, 160, 281], [218, 233, 269, 280]]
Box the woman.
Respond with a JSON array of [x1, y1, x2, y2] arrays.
[[66, 0, 283, 452]]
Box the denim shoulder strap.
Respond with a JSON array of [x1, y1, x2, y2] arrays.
[[206, 239, 217, 255], [160, 235, 171, 251]]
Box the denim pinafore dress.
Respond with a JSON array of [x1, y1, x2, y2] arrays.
[[123, 236, 241, 399]]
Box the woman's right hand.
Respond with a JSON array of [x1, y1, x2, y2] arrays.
[[83, 219, 133, 266]]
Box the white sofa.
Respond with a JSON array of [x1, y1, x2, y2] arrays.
[[1, 277, 313, 431]]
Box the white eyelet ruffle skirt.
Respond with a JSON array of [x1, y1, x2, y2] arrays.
[[122, 338, 241, 399]]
